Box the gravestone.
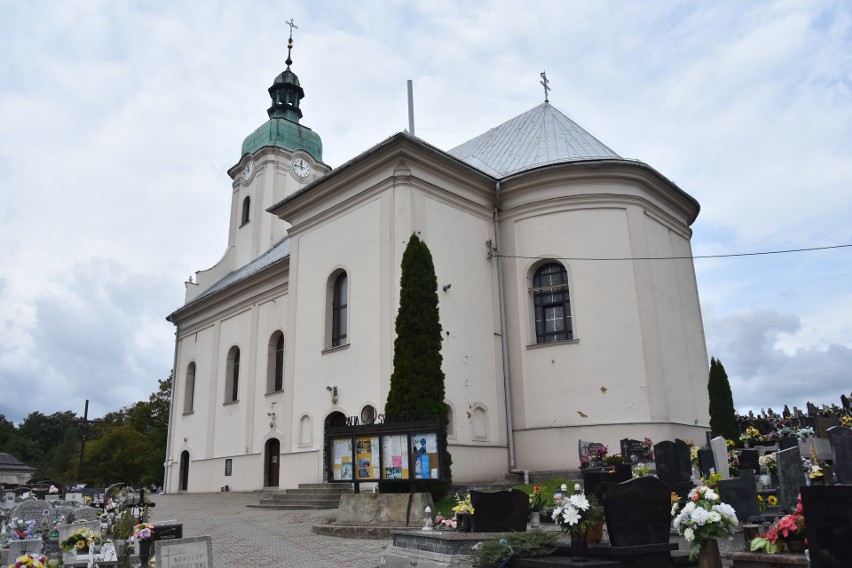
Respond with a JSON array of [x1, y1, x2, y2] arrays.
[[73, 506, 98, 521], [697, 449, 715, 478], [710, 436, 730, 479], [841, 394, 850, 411], [779, 436, 798, 451], [582, 465, 631, 503], [654, 439, 693, 499], [620, 438, 645, 463], [776, 446, 805, 513], [152, 522, 183, 542], [814, 416, 838, 438], [10, 497, 51, 524], [601, 476, 671, 547], [800, 438, 832, 462], [800, 485, 852, 568], [469, 489, 528, 533], [8, 538, 43, 558], [155, 536, 213, 568], [827, 426, 852, 485], [578, 440, 606, 468], [738, 449, 759, 472], [718, 469, 759, 523]]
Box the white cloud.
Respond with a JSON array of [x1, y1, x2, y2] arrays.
[[1, 0, 850, 425]]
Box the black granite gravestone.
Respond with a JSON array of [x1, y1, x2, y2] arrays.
[[601, 477, 671, 547], [697, 449, 715, 478], [777, 446, 806, 513], [779, 436, 798, 451], [827, 426, 852, 485], [718, 469, 759, 523], [738, 449, 759, 472], [469, 489, 528, 533], [801, 485, 852, 568], [579, 440, 606, 468], [654, 441, 678, 483], [620, 438, 645, 463], [674, 439, 692, 482], [582, 465, 631, 503]]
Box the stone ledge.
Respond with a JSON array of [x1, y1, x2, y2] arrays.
[[725, 550, 808, 566], [311, 524, 421, 539]]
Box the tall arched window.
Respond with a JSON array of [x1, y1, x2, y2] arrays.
[[267, 331, 284, 393], [532, 263, 573, 344], [331, 272, 348, 347], [241, 196, 251, 225], [183, 362, 196, 413], [226, 346, 240, 402]]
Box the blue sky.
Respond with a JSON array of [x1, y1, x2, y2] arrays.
[[1, 1, 850, 424]]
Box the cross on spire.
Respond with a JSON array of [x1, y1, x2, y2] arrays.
[[285, 18, 298, 67], [540, 71, 551, 103]]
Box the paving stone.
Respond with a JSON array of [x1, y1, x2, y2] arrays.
[[150, 492, 390, 568]]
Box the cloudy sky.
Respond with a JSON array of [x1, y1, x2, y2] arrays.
[[1, 1, 850, 426]]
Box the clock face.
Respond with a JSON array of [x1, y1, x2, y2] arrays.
[[292, 157, 311, 179], [241, 160, 255, 182]]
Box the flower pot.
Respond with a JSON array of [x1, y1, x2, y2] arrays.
[[456, 513, 471, 533], [786, 537, 806, 553], [742, 525, 761, 550], [570, 533, 588, 562], [586, 522, 604, 544], [697, 538, 722, 568], [529, 513, 541, 528]]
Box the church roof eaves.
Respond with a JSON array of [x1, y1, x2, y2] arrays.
[[167, 237, 291, 321], [268, 131, 497, 215]]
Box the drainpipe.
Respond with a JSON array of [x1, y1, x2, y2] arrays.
[[493, 181, 528, 485]]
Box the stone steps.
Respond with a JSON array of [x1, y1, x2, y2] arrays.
[[250, 483, 353, 510]]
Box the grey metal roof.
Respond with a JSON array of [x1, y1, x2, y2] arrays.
[[184, 237, 291, 308], [0, 453, 34, 472], [447, 102, 621, 178]]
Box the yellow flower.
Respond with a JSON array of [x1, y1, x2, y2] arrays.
[[76, 540, 87, 549], [758, 495, 763, 502], [767, 495, 778, 506]]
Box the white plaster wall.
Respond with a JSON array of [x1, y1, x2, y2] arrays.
[[213, 309, 253, 457], [421, 195, 502, 448], [511, 207, 650, 430], [288, 196, 386, 450]]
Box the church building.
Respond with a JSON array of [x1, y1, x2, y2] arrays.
[[164, 32, 710, 493]]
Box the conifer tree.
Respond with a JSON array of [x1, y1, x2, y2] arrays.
[[707, 357, 738, 441], [384, 233, 452, 498]]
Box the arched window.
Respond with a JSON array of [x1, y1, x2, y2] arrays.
[[472, 406, 487, 440], [267, 331, 284, 393], [445, 403, 455, 437], [331, 272, 348, 347], [225, 346, 240, 402], [531, 263, 573, 344], [183, 362, 196, 414], [241, 196, 251, 225]]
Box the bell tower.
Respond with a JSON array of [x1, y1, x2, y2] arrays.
[[226, 19, 330, 268]]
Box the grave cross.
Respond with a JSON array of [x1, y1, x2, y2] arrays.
[[67, 400, 102, 482]]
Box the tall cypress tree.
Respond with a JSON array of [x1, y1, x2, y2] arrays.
[[707, 357, 738, 441], [384, 233, 452, 498]]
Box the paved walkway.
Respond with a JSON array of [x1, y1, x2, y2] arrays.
[[150, 492, 391, 568]]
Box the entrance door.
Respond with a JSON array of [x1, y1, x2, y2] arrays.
[[178, 451, 189, 491], [322, 411, 346, 481], [265, 438, 280, 487]]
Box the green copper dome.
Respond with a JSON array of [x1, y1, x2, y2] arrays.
[[241, 25, 323, 161], [241, 118, 323, 161]]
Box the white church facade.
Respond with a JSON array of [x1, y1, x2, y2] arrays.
[[164, 37, 711, 493]]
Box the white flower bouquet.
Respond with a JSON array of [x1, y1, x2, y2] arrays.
[[671, 485, 739, 561]]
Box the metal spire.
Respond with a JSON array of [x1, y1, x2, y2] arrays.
[[540, 71, 551, 103], [285, 18, 298, 67]]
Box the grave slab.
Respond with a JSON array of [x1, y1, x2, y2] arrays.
[[776, 447, 805, 513], [827, 426, 852, 484], [710, 436, 730, 479]]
